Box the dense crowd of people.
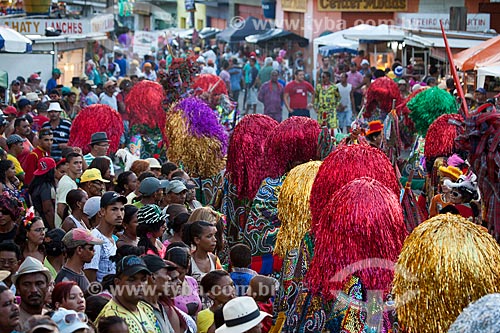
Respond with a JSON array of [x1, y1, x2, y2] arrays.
[[0, 38, 499, 333]]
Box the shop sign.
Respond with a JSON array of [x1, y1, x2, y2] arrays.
[[396, 13, 490, 32], [0, 15, 114, 35], [282, 0, 307, 13], [318, 0, 407, 12], [133, 31, 159, 58]]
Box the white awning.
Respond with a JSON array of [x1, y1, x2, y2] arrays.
[[404, 35, 487, 49]]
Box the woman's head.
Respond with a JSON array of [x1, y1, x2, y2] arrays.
[[115, 171, 137, 195], [0, 195, 23, 225], [188, 207, 225, 253], [200, 270, 235, 304], [0, 159, 15, 183], [89, 157, 111, 181], [122, 205, 139, 235], [51, 281, 86, 313], [136, 204, 167, 254], [66, 189, 88, 212], [182, 220, 217, 253], [165, 245, 191, 278], [167, 212, 190, 236], [15, 214, 45, 250], [130, 160, 150, 177]]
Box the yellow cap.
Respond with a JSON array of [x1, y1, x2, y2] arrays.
[[80, 168, 110, 183]]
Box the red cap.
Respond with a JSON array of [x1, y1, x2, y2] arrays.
[[159, 59, 166, 66], [249, 52, 256, 57], [3, 106, 17, 115], [366, 120, 384, 136], [33, 157, 56, 176], [29, 73, 41, 80]]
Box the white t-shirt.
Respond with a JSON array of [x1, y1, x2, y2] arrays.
[[55, 175, 77, 228], [336, 83, 353, 112], [84, 228, 117, 282], [99, 93, 118, 111]]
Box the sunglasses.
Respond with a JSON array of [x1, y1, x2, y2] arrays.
[[63, 312, 88, 324]]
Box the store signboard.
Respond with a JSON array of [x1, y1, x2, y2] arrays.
[[282, 0, 307, 13], [133, 30, 159, 58], [0, 14, 114, 35], [318, 0, 407, 12], [396, 13, 490, 32]]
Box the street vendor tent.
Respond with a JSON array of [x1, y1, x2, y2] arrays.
[[315, 30, 359, 56], [477, 64, 500, 89], [454, 35, 500, 71], [217, 16, 272, 43], [0, 26, 32, 53], [341, 24, 405, 43], [245, 28, 309, 47]]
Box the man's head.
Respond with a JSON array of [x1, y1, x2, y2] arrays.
[[340, 72, 348, 83], [48, 89, 60, 101], [0, 285, 20, 332], [12, 257, 51, 311], [37, 128, 54, 152], [114, 255, 151, 304], [100, 191, 127, 227], [0, 242, 21, 285], [165, 180, 188, 205], [89, 132, 110, 157], [249, 57, 256, 67], [62, 228, 104, 263], [6, 134, 25, 155], [14, 117, 30, 138], [398, 79, 408, 93], [80, 168, 109, 197], [47, 101, 63, 121], [138, 177, 168, 202], [294, 69, 305, 82], [65, 152, 83, 179], [361, 59, 370, 69], [475, 87, 487, 103], [270, 70, 279, 82], [321, 71, 332, 84], [17, 98, 31, 114], [52, 68, 62, 79], [322, 57, 330, 67], [104, 81, 116, 96], [10, 80, 20, 93], [143, 255, 179, 297], [145, 158, 161, 177], [229, 244, 251, 269], [217, 296, 270, 333]]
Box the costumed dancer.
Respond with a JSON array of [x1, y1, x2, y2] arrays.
[[443, 173, 481, 223], [67, 104, 123, 155], [215, 114, 279, 261], [428, 165, 462, 217], [454, 106, 500, 241], [165, 96, 229, 206], [282, 144, 401, 333], [241, 117, 321, 276], [393, 213, 500, 332], [272, 161, 322, 331], [287, 177, 407, 333], [363, 76, 402, 122], [125, 80, 167, 159]]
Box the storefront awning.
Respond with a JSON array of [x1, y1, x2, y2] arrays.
[[405, 34, 486, 49]]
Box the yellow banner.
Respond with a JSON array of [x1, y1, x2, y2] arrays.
[[318, 0, 407, 12], [282, 0, 307, 13]]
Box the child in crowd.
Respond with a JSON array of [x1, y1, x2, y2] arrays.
[[197, 270, 236, 333], [229, 244, 257, 296], [247, 275, 277, 333]]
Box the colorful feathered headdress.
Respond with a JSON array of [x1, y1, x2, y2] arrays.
[[125, 80, 166, 136]]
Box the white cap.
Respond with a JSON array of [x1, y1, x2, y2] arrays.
[[361, 59, 370, 66]]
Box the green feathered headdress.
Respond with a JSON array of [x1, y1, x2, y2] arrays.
[[407, 87, 458, 136]]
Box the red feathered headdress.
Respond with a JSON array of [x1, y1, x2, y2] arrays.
[[424, 113, 463, 160], [226, 114, 279, 200], [306, 177, 407, 298], [68, 104, 123, 154], [192, 74, 229, 110], [125, 80, 166, 135], [309, 144, 399, 233], [264, 116, 321, 178], [364, 77, 402, 119]]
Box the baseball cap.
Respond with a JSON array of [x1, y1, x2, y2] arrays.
[[52, 308, 89, 333], [394, 66, 404, 76], [83, 196, 101, 219], [475, 87, 487, 95], [6, 134, 26, 146], [33, 157, 56, 176], [104, 80, 116, 89], [3, 106, 17, 115], [166, 180, 187, 194], [100, 191, 127, 208], [145, 157, 161, 169], [171, 177, 196, 190], [25, 92, 40, 102], [52, 68, 62, 75], [361, 59, 370, 66], [142, 254, 177, 273], [80, 168, 110, 183], [17, 98, 31, 109], [137, 204, 168, 225], [116, 255, 151, 277], [398, 79, 407, 85], [139, 177, 168, 196], [62, 228, 105, 249], [29, 73, 41, 81]]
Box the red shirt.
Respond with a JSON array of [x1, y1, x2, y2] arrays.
[[22, 147, 49, 185], [258, 300, 273, 333], [285, 80, 314, 109]]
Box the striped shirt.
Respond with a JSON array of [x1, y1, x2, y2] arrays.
[[42, 118, 72, 161]]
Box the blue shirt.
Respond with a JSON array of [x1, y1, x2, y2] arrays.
[[230, 267, 257, 296], [228, 67, 242, 91], [46, 78, 57, 92]]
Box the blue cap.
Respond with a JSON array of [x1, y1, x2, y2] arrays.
[[475, 87, 487, 94]]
